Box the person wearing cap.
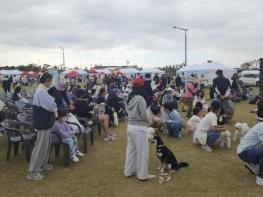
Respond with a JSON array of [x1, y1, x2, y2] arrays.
[[124, 77, 154, 180], [184, 76, 197, 117], [48, 80, 71, 109]]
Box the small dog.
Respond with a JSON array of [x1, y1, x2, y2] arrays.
[[152, 135, 189, 173], [219, 130, 231, 149], [233, 123, 250, 141]]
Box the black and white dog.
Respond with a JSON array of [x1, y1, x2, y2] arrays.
[[153, 135, 189, 173]]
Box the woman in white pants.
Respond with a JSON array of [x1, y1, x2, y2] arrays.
[[124, 77, 154, 181]]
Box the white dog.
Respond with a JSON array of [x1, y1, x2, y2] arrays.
[[219, 130, 231, 149], [233, 123, 250, 141]]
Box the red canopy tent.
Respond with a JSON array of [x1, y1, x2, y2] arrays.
[[21, 71, 29, 76], [28, 71, 39, 77], [87, 68, 98, 74], [66, 71, 79, 77]]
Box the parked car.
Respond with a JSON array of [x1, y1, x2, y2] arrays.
[[239, 70, 260, 86]]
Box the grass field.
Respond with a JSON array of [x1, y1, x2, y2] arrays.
[[0, 93, 262, 197]]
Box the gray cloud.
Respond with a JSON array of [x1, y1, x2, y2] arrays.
[[0, 0, 262, 66]]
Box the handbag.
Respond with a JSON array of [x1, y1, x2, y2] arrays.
[[32, 95, 55, 130]]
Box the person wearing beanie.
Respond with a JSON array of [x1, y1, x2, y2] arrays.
[[124, 78, 154, 181], [237, 98, 263, 186]]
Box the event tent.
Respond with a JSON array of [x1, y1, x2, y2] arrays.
[[140, 68, 165, 75], [177, 61, 236, 83], [119, 68, 139, 75], [0, 70, 21, 76]]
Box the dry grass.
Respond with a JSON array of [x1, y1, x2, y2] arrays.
[[0, 95, 262, 196]]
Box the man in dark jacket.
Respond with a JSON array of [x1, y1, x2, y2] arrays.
[[144, 73, 153, 106], [212, 69, 233, 120]]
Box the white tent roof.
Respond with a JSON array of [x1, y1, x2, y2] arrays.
[[177, 61, 236, 83], [0, 70, 21, 75], [177, 61, 234, 73], [96, 68, 111, 74], [119, 68, 139, 74], [140, 68, 165, 74]]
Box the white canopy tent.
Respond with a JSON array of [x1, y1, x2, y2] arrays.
[[0, 70, 22, 76], [177, 61, 236, 84], [140, 68, 165, 75], [119, 68, 139, 77]]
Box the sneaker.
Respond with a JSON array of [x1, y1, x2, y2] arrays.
[[39, 164, 53, 172], [256, 176, 263, 186], [139, 174, 156, 181], [109, 132, 117, 137], [202, 145, 213, 152], [109, 136, 116, 141], [72, 156, 79, 163], [76, 151, 84, 157], [27, 172, 44, 181], [244, 163, 258, 174]]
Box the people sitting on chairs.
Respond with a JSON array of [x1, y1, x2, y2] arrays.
[[48, 81, 71, 109], [162, 102, 184, 139], [95, 88, 116, 141], [53, 109, 84, 163], [12, 87, 28, 103]]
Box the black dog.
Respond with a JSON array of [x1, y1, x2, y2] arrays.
[[153, 135, 189, 173]]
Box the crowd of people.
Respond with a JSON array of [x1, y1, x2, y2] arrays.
[[0, 69, 262, 186]]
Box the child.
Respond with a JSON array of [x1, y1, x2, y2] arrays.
[[193, 100, 225, 152], [186, 107, 202, 134], [53, 109, 84, 163], [162, 102, 183, 139]]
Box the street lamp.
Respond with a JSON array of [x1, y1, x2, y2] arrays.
[[59, 46, 65, 70], [173, 26, 188, 67]]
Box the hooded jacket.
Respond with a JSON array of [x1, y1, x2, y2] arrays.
[[126, 95, 147, 127]]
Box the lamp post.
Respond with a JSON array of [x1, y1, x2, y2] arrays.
[[173, 26, 188, 67], [59, 47, 65, 70]]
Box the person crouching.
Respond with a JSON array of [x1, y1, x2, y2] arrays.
[[53, 109, 84, 163], [162, 102, 184, 139]]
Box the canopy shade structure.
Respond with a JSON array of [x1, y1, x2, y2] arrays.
[[140, 68, 165, 75], [177, 61, 236, 84], [0, 70, 22, 76], [96, 69, 111, 74], [119, 68, 139, 75], [66, 71, 79, 77], [87, 68, 98, 74]]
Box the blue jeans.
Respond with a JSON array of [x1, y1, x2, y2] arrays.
[[238, 146, 263, 178], [62, 137, 79, 158], [206, 131, 220, 147], [166, 122, 182, 138]]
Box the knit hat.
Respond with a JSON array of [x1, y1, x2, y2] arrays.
[[56, 81, 67, 91], [132, 77, 144, 87]]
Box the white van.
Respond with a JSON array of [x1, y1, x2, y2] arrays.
[[239, 70, 260, 86]]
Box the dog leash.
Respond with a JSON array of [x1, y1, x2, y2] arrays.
[[153, 173, 171, 184]]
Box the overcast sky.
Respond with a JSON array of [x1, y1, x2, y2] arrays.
[[0, 0, 262, 68]]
